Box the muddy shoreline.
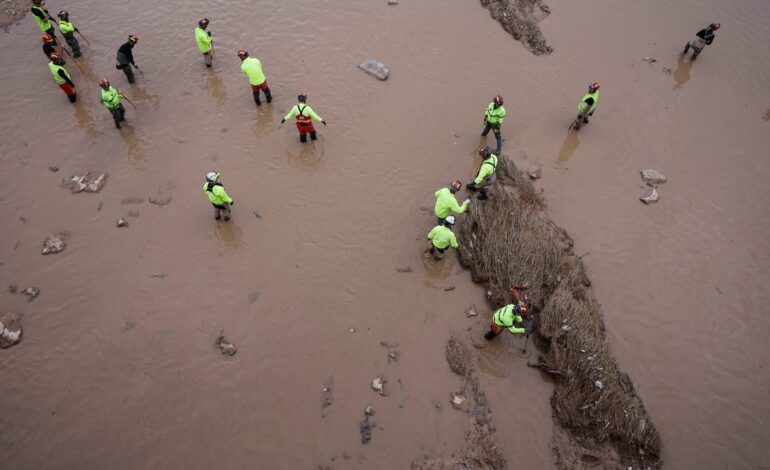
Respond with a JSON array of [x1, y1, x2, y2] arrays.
[[0, 0, 27, 30], [479, 0, 553, 55]]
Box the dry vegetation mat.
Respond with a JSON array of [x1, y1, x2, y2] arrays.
[[455, 155, 662, 469]]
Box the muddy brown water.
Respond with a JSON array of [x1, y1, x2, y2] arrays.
[[1, 0, 769, 468]]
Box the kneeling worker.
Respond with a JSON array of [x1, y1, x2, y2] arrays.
[[434, 180, 470, 225], [203, 172, 234, 221], [484, 302, 531, 340], [427, 215, 458, 259]]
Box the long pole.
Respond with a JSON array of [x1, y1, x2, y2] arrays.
[[76, 30, 91, 46], [61, 47, 87, 76], [116, 89, 137, 109]]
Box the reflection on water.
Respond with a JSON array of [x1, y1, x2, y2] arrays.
[[287, 142, 325, 171], [673, 55, 694, 90], [120, 126, 149, 165], [206, 71, 227, 107], [214, 221, 244, 251], [128, 85, 161, 109], [72, 101, 100, 137], [557, 130, 580, 164], [252, 105, 275, 138], [420, 248, 454, 280]]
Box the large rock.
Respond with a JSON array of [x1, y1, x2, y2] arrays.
[[42, 232, 68, 255], [640, 169, 667, 184], [358, 59, 389, 80], [0, 312, 22, 349]]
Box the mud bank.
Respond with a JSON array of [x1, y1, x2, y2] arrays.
[[479, 0, 552, 55], [455, 155, 661, 469], [0, 0, 27, 29], [412, 336, 505, 470]]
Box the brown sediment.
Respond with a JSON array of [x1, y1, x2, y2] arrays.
[[0, 0, 27, 29], [479, 0, 553, 55], [454, 155, 662, 469], [412, 336, 505, 470]]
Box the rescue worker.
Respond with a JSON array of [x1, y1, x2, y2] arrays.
[[30, 0, 57, 44], [203, 172, 234, 221], [280, 93, 327, 142], [238, 50, 272, 106], [466, 146, 498, 200], [56, 11, 81, 58], [484, 302, 531, 340], [195, 18, 213, 67], [481, 95, 505, 155], [99, 79, 126, 129], [48, 53, 76, 103], [434, 180, 470, 225], [41, 33, 56, 58], [427, 215, 458, 259], [683, 23, 720, 60], [577, 82, 600, 125], [116, 35, 139, 84]]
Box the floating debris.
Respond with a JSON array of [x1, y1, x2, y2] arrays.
[[640, 188, 659, 204], [20, 287, 40, 302], [371, 376, 386, 395], [215, 331, 237, 356], [116, 218, 129, 228], [63, 172, 107, 193], [41, 232, 68, 255], [640, 169, 667, 184]]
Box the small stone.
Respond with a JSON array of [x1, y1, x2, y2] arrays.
[[215, 332, 237, 356], [41, 232, 68, 255], [358, 59, 389, 80], [641, 57, 657, 63], [365, 405, 376, 416], [116, 218, 128, 228], [371, 376, 386, 395], [451, 394, 470, 411], [395, 265, 413, 273], [48, 166, 59, 172], [20, 287, 40, 302], [527, 166, 542, 180], [388, 351, 399, 361], [465, 304, 479, 317], [349, 327, 356, 333], [640, 188, 659, 204], [640, 169, 667, 184], [444, 286, 455, 292], [0, 312, 23, 349]]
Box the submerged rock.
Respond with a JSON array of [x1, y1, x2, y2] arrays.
[[395, 265, 413, 273], [465, 304, 479, 317], [41, 232, 68, 255], [116, 218, 129, 228], [149, 196, 173, 207], [215, 332, 237, 356], [0, 312, 22, 349], [371, 376, 386, 395], [640, 169, 667, 184], [20, 287, 40, 302], [640, 188, 659, 204], [358, 59, 389, 80], [527, 165, 543, 180]]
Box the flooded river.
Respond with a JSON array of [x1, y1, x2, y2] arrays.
[[1, 0, 769, 468]]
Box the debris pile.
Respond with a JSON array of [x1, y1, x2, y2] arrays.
[[454, 154, 661, 469]]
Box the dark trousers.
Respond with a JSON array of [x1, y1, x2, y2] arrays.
[[109, 104, 126, 128], [45, 27, 58, 44], [251, 87, 272, 106], [63, 33, 81, 57], [482, 122, 502, 155], [119, 64, 135, 83]]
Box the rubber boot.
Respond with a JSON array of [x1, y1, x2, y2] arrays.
[[691, 50, 700, 60], [253, 91, 261, 106], [466, 182, 477, 191], [68, 93, 77, 103], [494, 133, 502, 155], [300, 133, 307, 143], [484, 330, 497, 340], [264, 87, 272, 103], [310, 131, 317, 141]]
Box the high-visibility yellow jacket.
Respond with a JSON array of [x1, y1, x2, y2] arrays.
[[474, 154, 498, 185], [578, 90, 599, 114], [101, 86, 122, 109], [493, 304, 525, 334], [284, 104, 323, 122], [48, 61, 72, 85], [195, 27, 212, 53], [203, 182, 233, 206], [240, 57, 265, 85], [434, 188, 468, 219], [485, 103, 506, 125], [428, 225, 458, 249]]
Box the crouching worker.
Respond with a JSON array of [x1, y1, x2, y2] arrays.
[[427, 215, 458, 259], [484, 302, 531, 340], [466, 146, 498, 200], [203, 171, 234, 221]]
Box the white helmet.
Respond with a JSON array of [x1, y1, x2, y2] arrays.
[[445, 215, 456, 225], [206, 171, 220, 182]]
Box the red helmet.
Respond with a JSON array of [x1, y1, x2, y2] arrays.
[[42, 34, 54, 43], [479, 145, 491, 158], [588, 81, 600, 91], [237, 50, 248, 59], [493, 95, 504, 106], [49, 53, 61, 61], [99, 78, 110, 88], [449, 180, 462, 192], [298, 93, 307, 102]]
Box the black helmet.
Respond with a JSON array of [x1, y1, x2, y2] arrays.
[[298, 93, 307, 102], [198, 18, 209, 27]]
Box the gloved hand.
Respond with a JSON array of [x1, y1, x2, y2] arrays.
[[466, 183, 476, 190], [280, 119, 285, 125], [524, 325, 533, 334], [132, 63, 139, 69], [207, 31, 212, 37], [463, 199, 471, 206], [322, 120, 327, 126], [229, 201, 234, 206]]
